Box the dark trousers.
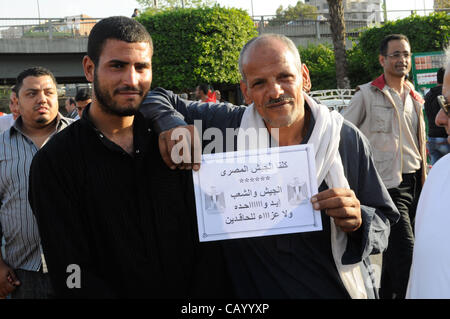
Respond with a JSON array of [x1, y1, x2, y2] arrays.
[[380, 170, 422, 299], [10, 268, 53, 299]]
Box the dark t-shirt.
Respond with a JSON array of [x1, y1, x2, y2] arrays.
[[424, 85, 447, 138], [221, 114, 349, 298], [29, 105, 233, 298]]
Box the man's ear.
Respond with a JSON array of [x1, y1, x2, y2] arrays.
[[379, 54, 385, 68], [301, 64, 311, 93], [82, 55, 95, 83], [240, 80, 253, 105]]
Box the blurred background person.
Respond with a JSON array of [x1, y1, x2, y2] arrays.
[[64, 97, 78, 119], [424, 67, 450, 165], [75, 88, 92, 119]]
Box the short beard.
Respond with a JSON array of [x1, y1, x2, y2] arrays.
[[93, 70, 147, 117]]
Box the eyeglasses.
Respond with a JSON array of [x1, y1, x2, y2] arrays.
[[385, 52, 411, 59], [437, 95, 450, 116]]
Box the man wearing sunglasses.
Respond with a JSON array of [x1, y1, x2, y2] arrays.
[[342, 34, 427, 299], [407, 46, 450, 298]]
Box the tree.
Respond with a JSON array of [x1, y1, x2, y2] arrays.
[[326, 0, 350, 89], [434, 0, 450, 10], [270, 1, 318, 25], [138, 7, 258, 91], [136, 0, 215, 10], [298, 43, 336, 90], [279, 1, 318, 20]]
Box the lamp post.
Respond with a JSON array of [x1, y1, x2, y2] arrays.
[[37, 0, 41, 22]]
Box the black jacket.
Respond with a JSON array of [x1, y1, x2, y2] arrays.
[[140, 88, 400, 298]]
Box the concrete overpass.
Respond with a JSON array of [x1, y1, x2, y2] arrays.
[[0, 38, 88, 85], [0, 18, 368, 85]]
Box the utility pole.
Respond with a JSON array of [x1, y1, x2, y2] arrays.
[[36, 0, 41, 22], [382, 0, 387, 22], [250, 0, 254, 18]]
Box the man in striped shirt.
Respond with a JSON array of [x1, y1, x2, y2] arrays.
[[0, 67, 73, 298]]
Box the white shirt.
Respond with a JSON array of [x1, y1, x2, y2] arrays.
[[406, 153, 450, 298], [0, 113, 15, 133]]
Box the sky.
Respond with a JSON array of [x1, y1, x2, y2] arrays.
[[0, 0, 436, 20]]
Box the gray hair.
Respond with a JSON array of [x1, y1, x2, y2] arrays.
[[445, 43, 450, 71], [238, 34, 301, 82]]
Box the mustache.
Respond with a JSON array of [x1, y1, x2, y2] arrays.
[[264, 95, 294, 107], [114, 86, 144, 96]]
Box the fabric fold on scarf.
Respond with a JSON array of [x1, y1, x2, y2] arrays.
[[237, 93, 368, 299]]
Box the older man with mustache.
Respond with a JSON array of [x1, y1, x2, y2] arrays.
[[141, 33, 399, 299]]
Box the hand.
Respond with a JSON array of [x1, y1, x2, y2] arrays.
[[158, 125, 201, 171], [311, 188, 362, 233], [0, 260, 20, 298]]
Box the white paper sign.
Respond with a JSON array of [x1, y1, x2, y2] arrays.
[[193, 144, 322, 241]]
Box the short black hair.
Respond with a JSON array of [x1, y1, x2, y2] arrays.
[[380, 34, 410, 56], [87, 16, 153, 66], [67, 97, 76, 106], [437, 67, 445, 84], [75, 88, 92, 102], [15, 66, 57, 94], [197, 84, 210, 95]]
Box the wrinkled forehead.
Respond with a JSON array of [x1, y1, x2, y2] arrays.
[[243, 40, 301, 76], [244, 38, 298, 63]]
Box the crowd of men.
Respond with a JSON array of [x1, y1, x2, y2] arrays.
[[0, 15, 449, 299]]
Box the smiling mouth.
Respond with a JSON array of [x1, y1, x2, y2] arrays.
[[265, 98, 294, 109]]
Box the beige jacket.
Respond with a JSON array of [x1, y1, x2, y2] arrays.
[[342, 75, 427, 189]]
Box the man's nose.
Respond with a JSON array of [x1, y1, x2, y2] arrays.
[[122, 67, 139, 88], [36, 90, 46, 104], [267, 81, 284, 99]]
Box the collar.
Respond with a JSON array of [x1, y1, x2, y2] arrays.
[[371, 74, 424, 104], [80, 103, 151, 156], [9, 112, 71, 136]]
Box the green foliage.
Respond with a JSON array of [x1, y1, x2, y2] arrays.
[[298, 43, 336, 90], [137, 0, 215, 10], [270, 1, 318, 26], [355, 12, 450, 85], [138, 6, 258, 91]]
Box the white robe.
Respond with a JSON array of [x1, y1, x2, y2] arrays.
[[407, 153, 450, 298]]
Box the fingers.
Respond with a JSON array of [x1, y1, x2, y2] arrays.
[[311, 188, 362, 233], [0, 279, 16, 298], [159, 131, 176, 170], [158, 125, 202, 171], [7, 270, 20, 286]]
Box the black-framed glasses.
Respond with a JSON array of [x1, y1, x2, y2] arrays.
[[437, 95, 450, 116], [385, 52, 411, 59]]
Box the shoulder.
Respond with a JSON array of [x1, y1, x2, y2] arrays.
[[355, 81, 373, 93], [339, 120, 371, 156], [38, 120, 82, 159]]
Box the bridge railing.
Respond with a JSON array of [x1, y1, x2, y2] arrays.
[[0, 17, 101, 39], [253, 16, 371, 39]]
